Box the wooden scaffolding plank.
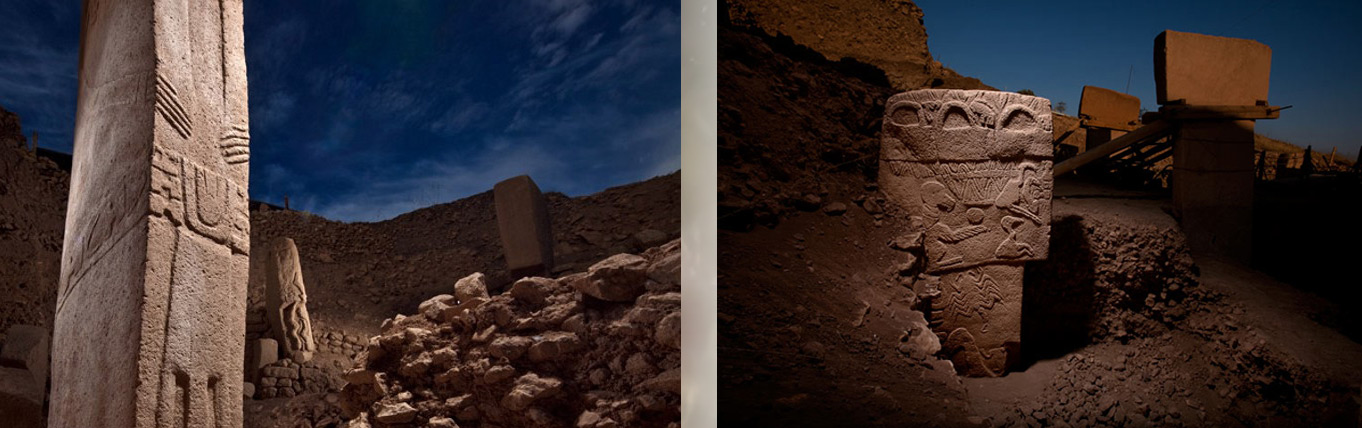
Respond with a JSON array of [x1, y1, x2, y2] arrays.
[[1053, 119, 1176, 177]]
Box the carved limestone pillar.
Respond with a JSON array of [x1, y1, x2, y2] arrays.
[[880, 89, 1053, 376], [265, 237, 317, 362], [51, 0, 251, 426]]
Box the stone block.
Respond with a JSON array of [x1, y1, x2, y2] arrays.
[[261, 366, 299, 379], [1173, 120, 1256, 263], [247, 338, 279, 381], [1155, 30, 1271, 106], [1173, 168, 1254, 261], [1078, 85, 1140, 130], [0, 367, 43, 427], [1174, 120, 1256, 173], [494, 175, 555, 278], [1, 325, 48, 389]]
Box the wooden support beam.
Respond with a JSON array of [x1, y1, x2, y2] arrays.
[[1157, 105, 1283, 121], [1053, 119, 1176, 177], [1080, 117, 1140, 132]]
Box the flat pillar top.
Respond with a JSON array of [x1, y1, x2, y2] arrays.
[[1079, 85, 1140, 131], [1154, 30, 1271, 106]]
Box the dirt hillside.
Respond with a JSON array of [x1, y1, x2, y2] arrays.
[[0, 106, 67, 338], [726, 0, 992, 90]]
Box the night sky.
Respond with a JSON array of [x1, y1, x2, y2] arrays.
[[919, 0, 1362, 162], [0, 0, 680, 222]]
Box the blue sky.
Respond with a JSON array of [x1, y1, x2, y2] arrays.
[[0, 0, 680, 222], [919, 0, 1362, 161]]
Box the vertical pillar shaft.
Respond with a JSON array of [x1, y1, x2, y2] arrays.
[[51, 0, 250, 426]]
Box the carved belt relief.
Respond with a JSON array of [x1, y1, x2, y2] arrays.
[[881, 90, 1052, 376], [151, 147, 249, 253]]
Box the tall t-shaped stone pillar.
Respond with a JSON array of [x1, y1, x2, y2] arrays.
[[51, 0, 250, 426], [266, 237, 317, 362], [1156, 30, 1270, 263], [494, 175, 555, 278], [880, 89, 1053, 377]]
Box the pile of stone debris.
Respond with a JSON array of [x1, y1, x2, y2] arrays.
[[338, 240, 682, 427]]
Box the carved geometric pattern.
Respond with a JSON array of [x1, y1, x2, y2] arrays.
[[155, 74, 193, 140], [150, 147, 249, 254], [220, 125, 249, 165]]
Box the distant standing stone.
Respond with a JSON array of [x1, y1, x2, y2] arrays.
[[267, 237, 318, 362], [494, 175, 555, 279]]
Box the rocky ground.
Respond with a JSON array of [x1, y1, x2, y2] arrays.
[[338, 239, 681, 427], [717, 1, 1362, 425]]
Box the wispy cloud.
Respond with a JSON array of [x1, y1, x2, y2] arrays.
[[430, 99, 490, 135], [316, 143, 570, 222], [0, 1, 79, 151], [315, 102, 679, 223], [0, 1, 679, 224]]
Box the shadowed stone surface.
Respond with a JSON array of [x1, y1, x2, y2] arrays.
[[494, 175, 555, 278], [246, 338, 279, 383], [266, 238, 317, 362], [0, 367, 43, 427], [880, 89, 1052, 376], [50, 0, 250, 426], [0, 325, 49, 390]]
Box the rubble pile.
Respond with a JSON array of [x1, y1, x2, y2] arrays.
[[339, 240, 682, 427]]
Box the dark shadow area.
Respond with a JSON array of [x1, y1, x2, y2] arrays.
[[1253, 174, 1362, 343], [1020, 215, 1097, 366]]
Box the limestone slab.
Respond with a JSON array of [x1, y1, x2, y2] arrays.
[[1155, 30, 1271, 106], [51, 0, 250, 426], [494, 175, 555, 278], [880, 89, 1052, 376], [1078, 85, 1140, 131]]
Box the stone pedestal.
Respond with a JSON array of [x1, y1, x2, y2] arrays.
[[1173, 121, 1256, 261], [1156, 30, 1271, 263], [880, 89, 1053, 376], [494, 175, 555, 278], [50, 0, 250, 426]]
